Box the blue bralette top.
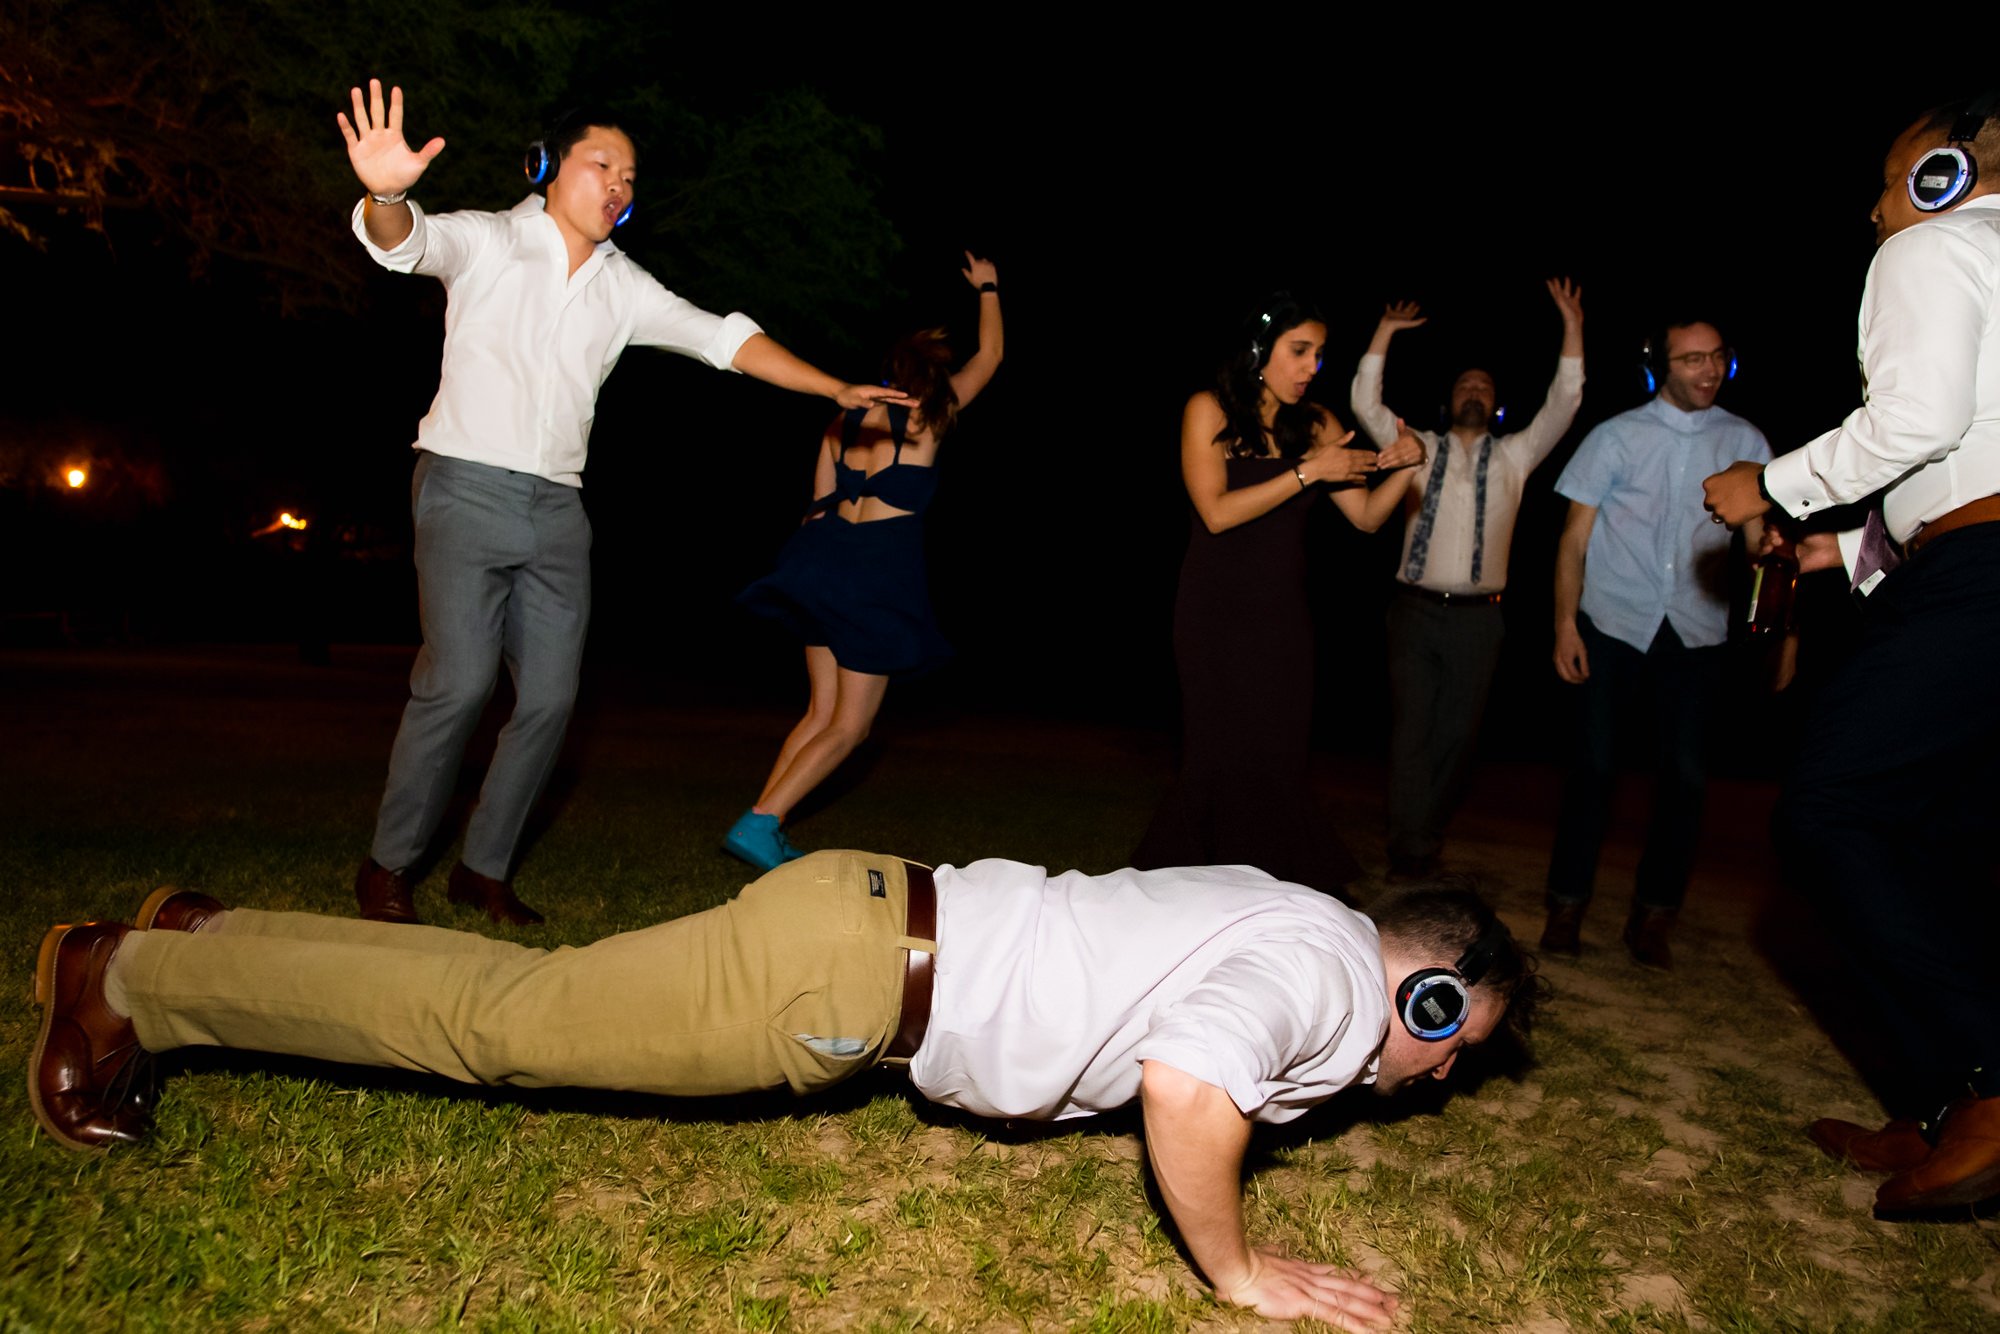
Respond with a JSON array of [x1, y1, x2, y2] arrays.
[[808, 404, 937, 517]]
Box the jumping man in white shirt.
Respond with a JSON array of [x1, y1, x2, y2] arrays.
[[336, 80, 908, 926]]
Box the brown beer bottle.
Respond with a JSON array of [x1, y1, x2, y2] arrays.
[[1746, 546, 1798, 636]]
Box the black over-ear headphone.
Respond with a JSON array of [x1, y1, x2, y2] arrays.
[[524, 110, 633, 228], [1907, 90, 2000, 214], [1247, 309, 1276, 366], [1641, 329, 1738, 396], [1395, 916, 1506, 1042]]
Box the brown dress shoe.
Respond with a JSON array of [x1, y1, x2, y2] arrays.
[[1808, 1116, 1934, 1173], [447, 862, 544, 926], [1540, 900, 1585, 955], [1623, 906, 1676, 971], [355, 859, 421, 924], [1876, 1095, 2000, 1212], [135, 887, 227, 934], [29, 921, 153, 1150]]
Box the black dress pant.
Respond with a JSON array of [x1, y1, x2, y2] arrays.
[[1774, 523, 2000, 1109], [1546, 616, 1725, 912]]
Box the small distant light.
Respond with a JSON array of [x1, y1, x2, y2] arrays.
[[279, 512, 308, 530], [65, 467, 87, 489]]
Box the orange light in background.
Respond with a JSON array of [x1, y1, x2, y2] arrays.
[[279, 512, 308, 530], [64, 467, 87, 489]]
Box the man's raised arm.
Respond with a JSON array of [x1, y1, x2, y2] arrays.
[[1138, 1060, 1397, 1330], [1349, 301, 1427, 447]]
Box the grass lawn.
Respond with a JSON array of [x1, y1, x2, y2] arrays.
[[1, 646, 1994, 1331]]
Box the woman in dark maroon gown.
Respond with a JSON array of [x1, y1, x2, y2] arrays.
[[1134, 294, 1424, 895]]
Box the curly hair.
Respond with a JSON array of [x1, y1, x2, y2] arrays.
[[1211, 292, 1325, 459], [882, 326, 959, 439]]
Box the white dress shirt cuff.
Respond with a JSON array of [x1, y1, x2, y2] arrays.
[[1761, 446, 1839, 520], [349, 197, 428, 272]]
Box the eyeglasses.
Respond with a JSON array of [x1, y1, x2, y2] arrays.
[[1668, 349, 1733, 370]]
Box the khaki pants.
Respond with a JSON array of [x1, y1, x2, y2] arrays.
[[117, 851, 931, 1098]]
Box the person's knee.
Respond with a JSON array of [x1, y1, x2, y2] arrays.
[[510, 669, 581, 731], [825, 716, 872, 752], [414, 653, 501, 716]]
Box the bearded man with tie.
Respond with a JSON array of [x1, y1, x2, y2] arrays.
[[1349, 279, 1586, 882]]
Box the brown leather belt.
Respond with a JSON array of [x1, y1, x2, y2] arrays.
[[1905, 494, 2000, 557], [886, 862, 935, 1061], [1397, 583, 1503, 607]]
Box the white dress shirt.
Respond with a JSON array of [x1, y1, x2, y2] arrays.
[[910, 860, 1389, 1124], [1351, 355, 1585, 593], [1763, 195, 2000, 573], [351, 194, 763, 487]]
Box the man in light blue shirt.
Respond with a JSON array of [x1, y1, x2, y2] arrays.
[[1542, 321, 1769, 968]]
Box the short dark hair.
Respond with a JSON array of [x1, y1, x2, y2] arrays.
[[548, 107, 636, 165], [1372, 878, 1543, 1041], [1916, 90, 2000, 182]]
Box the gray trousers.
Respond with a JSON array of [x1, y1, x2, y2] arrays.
[[1385, 588, 1505, 862], [370, 453, 591, 880]]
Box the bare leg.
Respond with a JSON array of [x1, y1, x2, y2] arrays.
[[755, 657, 889, 822], [756, 646, 841, 807]]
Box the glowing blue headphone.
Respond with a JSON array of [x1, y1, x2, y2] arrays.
[[1907, 91, 2000, 214], [1394, 917, 1506, 1042], [1641, 330, 1737, 396], [524, 111, 633, 229]]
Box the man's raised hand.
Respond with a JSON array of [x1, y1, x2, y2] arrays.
[[337, 79, 445, 197], [1377, 300, 1427, 335], [1546, 276, 1584, 330]]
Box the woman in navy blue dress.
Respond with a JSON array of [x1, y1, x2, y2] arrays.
[[1133, 293, 1425, 895], [727, 254, 1004, 869]]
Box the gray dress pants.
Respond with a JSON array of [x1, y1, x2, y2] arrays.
[[370, 453, 591, 880]]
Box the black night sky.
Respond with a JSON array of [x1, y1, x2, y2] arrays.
[[5, 33, 1993, 762]]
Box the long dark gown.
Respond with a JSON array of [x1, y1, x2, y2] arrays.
[[1132, 455, 1361, 895]]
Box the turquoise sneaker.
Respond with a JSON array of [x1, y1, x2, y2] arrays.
[[722, 809, 788, 871]]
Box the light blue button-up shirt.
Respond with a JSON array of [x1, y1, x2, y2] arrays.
[[1556, 397, 1771, 652]]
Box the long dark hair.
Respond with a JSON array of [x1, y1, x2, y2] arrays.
[[1213, 292, 1324, 459], [883, 327, 958, 439]]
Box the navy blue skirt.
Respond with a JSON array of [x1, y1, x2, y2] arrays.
[[738, 514, 952, 677]]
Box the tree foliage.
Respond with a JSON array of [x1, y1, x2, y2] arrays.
[[0, 1, 899, 341]]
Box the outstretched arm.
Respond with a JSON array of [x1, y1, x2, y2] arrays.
[[949, 252, 1004, 408], [336, 79, 445, 250], [1140, 1062, 1397, 1330], [731, 335, 912, 409], [1504, 278, 1587, 470], [1349, 301, 1426, 447]]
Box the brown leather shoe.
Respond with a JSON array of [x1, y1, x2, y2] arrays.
[[447, 862, 544, 926], [1540, 900, 1585, 956], [29, 921, 153, 1150], [135, 887, 227, 934], [1808, 1116, 1934, 1173], [1623, 906, 1676, 971], [355, 859, 421, 924], [1875, 1095, 2000, 1212]]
